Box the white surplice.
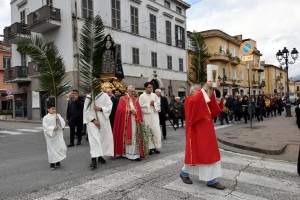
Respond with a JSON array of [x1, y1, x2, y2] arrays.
[[42, 113, 67, 164], [83, 92, 114, 158], [182, 89, 222, 181], [139, 92, 161, 149], [123, 95, 140, 160]]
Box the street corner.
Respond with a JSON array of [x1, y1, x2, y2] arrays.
[[217, 127, 287, 155]]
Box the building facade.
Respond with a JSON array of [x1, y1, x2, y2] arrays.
[[261, 62, 287, 96], [187, 29, 263, 96], [0, 41, 12, 111], [4, 0, 190, 120]]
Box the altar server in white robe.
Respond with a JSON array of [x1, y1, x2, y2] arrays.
[[139, 82, 162, 155], [42, 104, 67, 170], [83, 92, 114, 170]]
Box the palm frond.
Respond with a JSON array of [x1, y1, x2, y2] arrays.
[[79, 15, 105, 110], [188, 32, 210, 85], [17, 36, 68, 108]]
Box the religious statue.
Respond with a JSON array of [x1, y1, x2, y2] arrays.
[[101, 34, 116, 76]]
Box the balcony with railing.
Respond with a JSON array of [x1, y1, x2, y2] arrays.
[[27, 5, 61, 33], [230, 56, 240, 65], [4, 66, 30, 83], [209, 52, 230, 63], [3, 22, 30, 44]]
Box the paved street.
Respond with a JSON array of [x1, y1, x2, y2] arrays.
[[0, 117, 299, 200]]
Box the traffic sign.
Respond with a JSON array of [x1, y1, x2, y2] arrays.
[[242, 55, 254, 62], [7, 89, 12, 95], [240, 40, 255, 56]]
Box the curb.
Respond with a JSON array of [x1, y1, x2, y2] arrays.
[[217, 137, 287, 155], [0, 119, 42, 124]]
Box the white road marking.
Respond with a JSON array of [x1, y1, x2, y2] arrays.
[[17, 129, 41, 133], [0, 130, 23, 135]]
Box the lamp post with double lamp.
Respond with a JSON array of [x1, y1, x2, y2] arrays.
[[218, 75, 227, 97], [276, 47, 299, 117]]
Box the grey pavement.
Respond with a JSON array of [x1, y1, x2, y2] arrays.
[[217, 106, 300, 161]]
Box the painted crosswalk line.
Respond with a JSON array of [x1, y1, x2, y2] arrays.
[[17, 129, 41, 133]]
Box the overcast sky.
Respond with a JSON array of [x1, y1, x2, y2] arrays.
[[1, 0, 300, 76]]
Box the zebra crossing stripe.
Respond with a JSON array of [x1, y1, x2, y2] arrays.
[[164, 179, 269, 200], [221, 156, 296, 174], [222, 169, 300, 193], [17, 129, 41, 133], [0, 130, 22, 135], [35, 153, 184, 200]]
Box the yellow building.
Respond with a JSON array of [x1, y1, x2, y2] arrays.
[[261, 62, 287, 96], [187, 29, 263, 96]]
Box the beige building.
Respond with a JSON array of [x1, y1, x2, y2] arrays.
[[188, 29, 263, 96], [261, 62, 287, 96]]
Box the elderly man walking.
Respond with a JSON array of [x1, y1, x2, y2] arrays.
[[139, 82, 161, 155], [113, 85, 144, 161], [180, 82, 226, 190]]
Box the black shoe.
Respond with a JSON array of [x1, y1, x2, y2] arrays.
[[134, 158, 142, 161], [77, 141, 81, 145], [153, 149, 160, 154], [149, 149, 153, 155], [50, 163, 56, 170], [68, 144, 74, 147], [163, 136, 167, 140], [56, 162, 61, 168], [98, 157, 106, 164], [90, 158, 97, 170], [180, 174, 193, 184], [207, 182, 226, 190]]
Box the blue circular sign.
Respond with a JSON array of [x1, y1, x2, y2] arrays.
[[7, 89, 12, 95], [240, 41, 255, 56]]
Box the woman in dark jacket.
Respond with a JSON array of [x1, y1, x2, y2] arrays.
[[241, 96, 250, 123], [233, 96, 242, 123], [255, 95, 265, 121]]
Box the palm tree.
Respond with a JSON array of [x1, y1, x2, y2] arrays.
[[17, 36, 68, 111], [188, 32, 210, 85], [79, 15, 105, 118]]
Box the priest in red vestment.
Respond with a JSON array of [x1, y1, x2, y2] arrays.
[[113, 85, 144, 161], [180, 82, 226, 190]]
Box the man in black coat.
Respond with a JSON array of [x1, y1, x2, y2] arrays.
[[155, 89, 169, 140], [106, 88, 119, 129], [66, 89, 84, 147]]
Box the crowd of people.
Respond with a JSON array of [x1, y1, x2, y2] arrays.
[[216, 94, 285, 125], [42, 82, 172, 171]]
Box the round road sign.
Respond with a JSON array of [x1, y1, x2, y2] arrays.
[[7, 89, 12, 95], [240, 40, 255, 56]]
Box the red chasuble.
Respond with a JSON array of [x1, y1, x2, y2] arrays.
[[184, 90, 222, 165], [113, 95, 144, 157]]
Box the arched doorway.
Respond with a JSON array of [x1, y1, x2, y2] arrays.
[[151, 79, 159, 92]]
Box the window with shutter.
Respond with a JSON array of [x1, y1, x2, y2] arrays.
[[111, 0, 121, 29], [150, 14, 156, 40], [166, 20, 172, 44]]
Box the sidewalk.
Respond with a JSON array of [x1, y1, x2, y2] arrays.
[[218, 108, 300, 160], [0, 118, 41, 124]]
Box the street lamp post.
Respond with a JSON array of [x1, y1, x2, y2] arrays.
[[218, 75, 227, 97], [276, 47, 298, 117]]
